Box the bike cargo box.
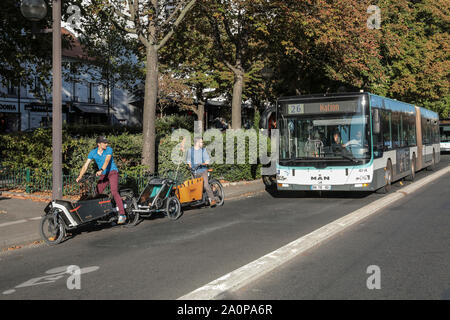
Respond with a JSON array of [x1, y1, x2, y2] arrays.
[[72, 196, 114, 223], [176, 178, 203, 203]]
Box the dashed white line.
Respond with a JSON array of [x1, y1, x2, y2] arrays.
[[0, 217, 42, 228], [0, 220, 28, 228]]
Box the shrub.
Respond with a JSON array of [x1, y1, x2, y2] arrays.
[[0, 122, 270, 191]]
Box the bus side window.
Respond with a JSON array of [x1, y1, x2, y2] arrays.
[[381, 110, 392, 150], [405, 113, 416, 146], [372, 108, 383, 158], [391, 112, 400, 148], [433, 120, 439, 144], [422, 117, 431, 145]]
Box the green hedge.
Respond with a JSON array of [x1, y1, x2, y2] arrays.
[[0, 127, 270, 188]]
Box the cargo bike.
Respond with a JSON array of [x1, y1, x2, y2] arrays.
[[132, 165, 224, 220], [40, 174, 140, 245]]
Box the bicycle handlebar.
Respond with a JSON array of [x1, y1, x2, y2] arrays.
[[77, 174, 97, 184]]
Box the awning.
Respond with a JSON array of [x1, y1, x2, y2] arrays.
[[72, 104, 108, 114]]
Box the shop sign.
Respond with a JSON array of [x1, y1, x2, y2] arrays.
[[0, 103, 18, 112]]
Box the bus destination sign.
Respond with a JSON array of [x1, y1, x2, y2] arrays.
[[286, 99, 358, 115]]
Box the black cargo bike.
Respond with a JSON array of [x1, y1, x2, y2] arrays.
[[39, 174, 139, 245]]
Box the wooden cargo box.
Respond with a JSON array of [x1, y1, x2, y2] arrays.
[[175, 178, 204, 203]]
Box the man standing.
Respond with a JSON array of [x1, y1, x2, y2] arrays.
[[186, 137, 216, 206], [76, 136, 126, 224]]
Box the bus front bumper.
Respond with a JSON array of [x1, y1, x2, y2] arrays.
[[276, 183, 377, 192]]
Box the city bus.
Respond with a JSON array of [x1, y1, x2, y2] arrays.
[[276, 92, 440, 193], [439, 119, 450, 152]]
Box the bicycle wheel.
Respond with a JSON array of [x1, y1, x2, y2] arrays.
[[209, 179, 224, 206], [40, 212, 66, 245], [123, 192, 140, 226], [166, 196, 182, 220]]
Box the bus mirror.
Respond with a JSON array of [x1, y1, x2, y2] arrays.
[[373, 109, 381, 134]]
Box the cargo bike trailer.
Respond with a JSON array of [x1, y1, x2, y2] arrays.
[[132, 166, 224, 220]]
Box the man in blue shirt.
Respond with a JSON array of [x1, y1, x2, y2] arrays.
[[186, 137, 216, 206], [76, 136, 126, 224]]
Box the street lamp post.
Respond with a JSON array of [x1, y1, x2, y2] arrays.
[[21, 0, 63, 200]]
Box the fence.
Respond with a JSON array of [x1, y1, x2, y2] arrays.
[[0, 166, 152, 196]]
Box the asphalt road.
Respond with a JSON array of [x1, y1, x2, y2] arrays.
[[235, 164, 450, 300], [1, 155, 449, 300]]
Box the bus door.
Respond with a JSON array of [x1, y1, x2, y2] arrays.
[[396, 148, 410, 176], [422, 117, 433, 163]]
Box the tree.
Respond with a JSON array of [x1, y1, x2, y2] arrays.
[[263, 0, 387, 96], [86, 0, 197, 172], [159, 7, 229, 131], [377, 0, 449, 116], [196, 0, 271, 129], [158, 72, 194, 118], [0, 0, 53, 98], [66, 1, 143, 121]]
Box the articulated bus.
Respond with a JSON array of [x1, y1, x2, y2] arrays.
[[439, 119, 450, 152], [276, 92, 440, 193]]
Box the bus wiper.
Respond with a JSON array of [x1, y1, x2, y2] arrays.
[[340, 154, 360, 163]]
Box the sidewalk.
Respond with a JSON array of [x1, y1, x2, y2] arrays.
[[0, 180, 266, 251]]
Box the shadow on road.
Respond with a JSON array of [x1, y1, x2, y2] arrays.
[[264, 185, 371, 199]]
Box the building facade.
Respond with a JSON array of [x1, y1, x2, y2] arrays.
[[0, 28, 140, 134]]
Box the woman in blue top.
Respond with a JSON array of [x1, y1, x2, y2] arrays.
[[76, 136, 126, 224]]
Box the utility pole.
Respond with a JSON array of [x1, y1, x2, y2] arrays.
[[52, 0, 63, 199]]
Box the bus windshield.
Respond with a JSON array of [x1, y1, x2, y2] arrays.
[[440, 124, 450, 142], [279, 114, 371, 163]]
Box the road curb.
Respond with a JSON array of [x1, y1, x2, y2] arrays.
[[178, 165, 450, 300], [0, 180, 264, 202]]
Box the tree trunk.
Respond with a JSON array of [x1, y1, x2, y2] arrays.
[[141, 45, 158, 172], [196, 102, 205, 132], [231, 68, 244, 129]]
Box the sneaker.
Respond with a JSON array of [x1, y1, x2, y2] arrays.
[[117, 215, 127, 224]]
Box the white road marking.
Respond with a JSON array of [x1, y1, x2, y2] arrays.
[[0, 220, 28, 228], [3, 265, 100, 295], [178, 165, 450, 300], [0, 217, 42, 228]]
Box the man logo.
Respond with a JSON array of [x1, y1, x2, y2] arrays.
[[311, 175, 330, 181]]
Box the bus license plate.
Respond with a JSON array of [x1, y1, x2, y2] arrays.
[[311, 185, 331, 191]]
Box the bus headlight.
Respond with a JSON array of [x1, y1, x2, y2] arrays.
[[354, 183, 369, 188]]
